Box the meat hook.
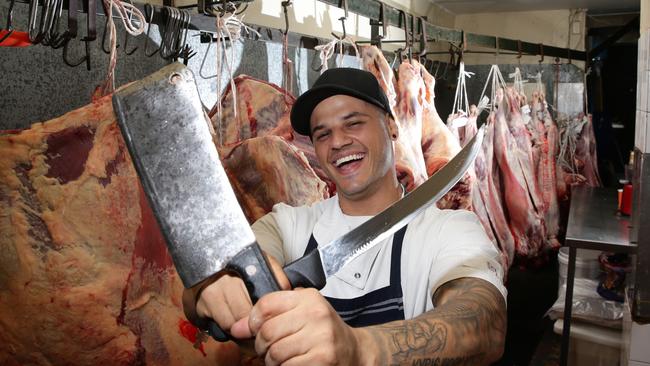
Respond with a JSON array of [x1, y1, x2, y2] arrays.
[[1, 0, 17, 44], [281, 1, 291, 36], [62, 0, 96, 70], [143, 3, 161, 57], [331, 0, 347, 40], [418, 17, 428, 61], [122, 0, 138, 55], [369, 2, 385, 49]]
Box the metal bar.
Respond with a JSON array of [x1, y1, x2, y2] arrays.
[[318, 0, 586, 61], [12, 0, 587, 61], [560, 246, 577, 366]]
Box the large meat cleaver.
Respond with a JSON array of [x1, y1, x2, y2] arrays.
[[113, 63, 484, 340]]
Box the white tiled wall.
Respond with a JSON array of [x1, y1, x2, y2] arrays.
[[637, 32, 650, 153]]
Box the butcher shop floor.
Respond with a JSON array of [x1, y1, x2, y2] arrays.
[[494, 253, 562, 366]]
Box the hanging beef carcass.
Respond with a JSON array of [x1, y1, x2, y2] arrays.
[[360, 46, 398, 111], [492, 88, 547, 258], [575, 114, 601, 187], [530, 91, 561, 248], [360, 46, 428, 191], [557, 114, 599, 190], [447, 105, 479, 148], [392, 60, 431, 190], [0, 96, 243, 365], [210, 75, 334, 194], [415, 60, 473, 210], [0, 88, 328, 364], [503, 88, 546, 215], [218, 136, 329, 223], [471, 116, 515, 269], [361, 46, 472, 209]]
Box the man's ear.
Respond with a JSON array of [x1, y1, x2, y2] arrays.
[[386, 114, 399, 140]]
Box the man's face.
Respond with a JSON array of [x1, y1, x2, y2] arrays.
[[309, 95, 397, 201]]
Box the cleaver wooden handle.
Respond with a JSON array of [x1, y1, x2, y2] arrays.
[[202, 243, 281, 342], [203, 243, 328, 342], [226, 243, 282, 303]]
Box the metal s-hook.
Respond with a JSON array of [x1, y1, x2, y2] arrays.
[[0, 0, 17, 44], [331, 0, 347, 40], [370, 2, 385, 48], [458, 29, 466, 65], [418, 16, 427, 60], [122, 0, 138, 55], [177, 10, 196, 64], [143, 3, 161, 57], [49, 0, 78, 49], [538, 43, 544, 64], [62, 0, 95, 70], [281, 1, 291, 36], [396, 10, 410, 61]]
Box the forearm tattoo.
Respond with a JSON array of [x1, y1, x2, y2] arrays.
[[368, 277, 506, 366]]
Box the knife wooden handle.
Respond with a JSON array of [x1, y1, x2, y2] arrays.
[[226, 242, 281, 303], [283, 249, 327, 290], [205, 243, 327, 343]]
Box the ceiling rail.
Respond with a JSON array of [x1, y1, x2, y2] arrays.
[[318, 0, 586, 61]]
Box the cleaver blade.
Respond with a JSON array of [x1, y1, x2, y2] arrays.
[[112, 63, 277, 293]]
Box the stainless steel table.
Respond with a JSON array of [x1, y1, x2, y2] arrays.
[[560, 186, 637, 366]]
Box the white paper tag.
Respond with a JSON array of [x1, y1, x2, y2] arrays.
[[450, 116, 469, 128]]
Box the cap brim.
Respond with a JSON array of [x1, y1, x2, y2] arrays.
[[290, 84, 392, 136]]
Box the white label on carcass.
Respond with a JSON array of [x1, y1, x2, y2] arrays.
[[450, 116, 469, 128], [521, 105, 531, 116]]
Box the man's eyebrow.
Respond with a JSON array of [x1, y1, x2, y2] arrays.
[[342, 111, 371, 120], [311, 124, 325, 135], [310, 111, 372, 135]]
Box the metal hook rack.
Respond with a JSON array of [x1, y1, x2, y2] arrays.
[[320, 0, 586, 61]]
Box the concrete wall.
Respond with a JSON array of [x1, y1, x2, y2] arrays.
[[454, 9, 586, 67], [642, 0, 650, 34]]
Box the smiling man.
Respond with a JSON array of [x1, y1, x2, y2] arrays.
[[184, 68, 507, 365]]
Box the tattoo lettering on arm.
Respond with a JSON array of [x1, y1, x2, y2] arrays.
[[365, 277, 506, 366], [390, 322, 447, 355]]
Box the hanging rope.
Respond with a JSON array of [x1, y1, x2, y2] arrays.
[[94, 0, 145, 98], [206, 11, 260, 144], [508, 67, 527, 97], [451, 61, 474, 119], [478, 64, 507, 113], [282, 31, 293, 100], [314, 36, 360, 73]]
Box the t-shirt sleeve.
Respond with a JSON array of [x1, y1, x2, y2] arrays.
[[252, 209, 288, 265], [428, 210, 507, 302]]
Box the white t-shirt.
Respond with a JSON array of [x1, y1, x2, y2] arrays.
[[252, 195, 507, 320]]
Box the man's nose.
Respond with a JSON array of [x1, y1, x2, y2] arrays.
[[330, 129, 353, 149]]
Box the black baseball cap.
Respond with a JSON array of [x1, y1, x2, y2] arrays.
[[290, 68, 393, 136]]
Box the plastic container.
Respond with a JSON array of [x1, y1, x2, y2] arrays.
[[554, 319, 622, 366], [558, 247, 603, 289]]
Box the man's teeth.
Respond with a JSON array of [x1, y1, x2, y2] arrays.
[[335, 154, 363, 167]]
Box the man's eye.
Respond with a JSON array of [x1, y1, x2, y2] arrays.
[[315, 132, 330, 141]]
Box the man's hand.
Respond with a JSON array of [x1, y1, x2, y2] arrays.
[[231, 288, 366, 366], [183, 253, 290, 337]]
